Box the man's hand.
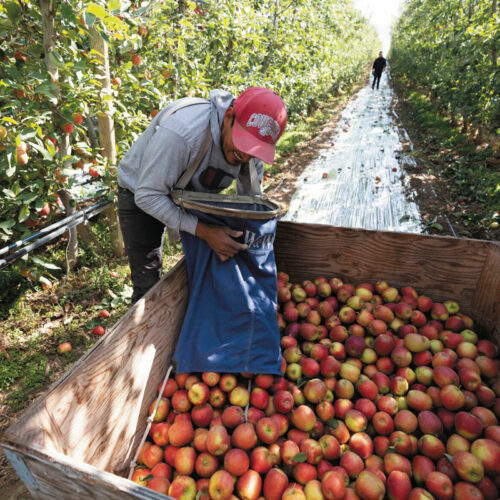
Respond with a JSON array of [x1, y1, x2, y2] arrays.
[[195, 222, 248, 262]]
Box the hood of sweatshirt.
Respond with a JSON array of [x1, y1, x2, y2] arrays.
[[209, 89, 235, 148]]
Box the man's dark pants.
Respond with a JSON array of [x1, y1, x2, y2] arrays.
[[372, 72, 382, 89], [117, 187, 165, 303]]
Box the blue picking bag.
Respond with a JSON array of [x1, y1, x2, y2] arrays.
[[172, 200, 282, 375]]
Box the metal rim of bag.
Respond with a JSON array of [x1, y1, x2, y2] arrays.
[[171, 190, 282, 219]]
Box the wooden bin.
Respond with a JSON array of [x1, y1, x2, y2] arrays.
[[2, 222, 499, 499]]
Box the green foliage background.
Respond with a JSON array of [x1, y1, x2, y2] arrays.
[[390, 0, 499, 133], [0, 0, 378, 246]]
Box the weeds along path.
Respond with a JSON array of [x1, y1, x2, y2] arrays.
[[283, 69, 423, 233]]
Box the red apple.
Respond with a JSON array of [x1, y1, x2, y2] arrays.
[[291, 405, 316, 432], [256, 417, 279, 444], [446, 433, 470, 456], [340, 451, 364, 479], [372, 411, 395, 435], [452, 451, 484, 483], [232, 422, 258, 450], [281, 439, 301, 465], [425, 471, 453, 500], [223, 448, 249, 476], [454, 412, 484, 440], [152, 422, 171, 446], [384, 452, 412, 477], [453, 482, 483, 500], [209, 387, 226, 408], [168, 419, 194, 447], [412, 455, 435, 484], [209, 470, 234, 500], [470, 438, 500, 473], [263, 468, 289, 500], [169, 475, 196, 499], [418, 434, 445, 461], [293, 462, 317, 485], [250, 446, 274, 474], [282, 483, 306, 500], [386, 470, 412, 500], [349, 432, 373, 459], [320, 471, 346, 500], [355, 470, 386, 500], [206, 425, 230, 456]]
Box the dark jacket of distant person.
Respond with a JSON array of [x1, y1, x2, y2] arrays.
[[373, 54, 387, 75]]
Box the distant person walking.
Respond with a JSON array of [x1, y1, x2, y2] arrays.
[[372, 51, 387, 90]]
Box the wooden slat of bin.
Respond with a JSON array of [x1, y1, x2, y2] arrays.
[[472, 247, 500, 343], [3, 259, 188, 478], [2, 444, 169, 499], [274, 222, 500, 335]]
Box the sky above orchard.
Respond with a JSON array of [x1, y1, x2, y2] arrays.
[[352, 0, 404, 55]]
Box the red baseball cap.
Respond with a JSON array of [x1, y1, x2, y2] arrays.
[[232, 87, 287, 164]]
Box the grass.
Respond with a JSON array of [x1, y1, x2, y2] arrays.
[[393, 77, 500, 238], [0, 218, 184, 416]]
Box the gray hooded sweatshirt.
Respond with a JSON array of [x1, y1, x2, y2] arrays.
[[117, 90, 264, 236]]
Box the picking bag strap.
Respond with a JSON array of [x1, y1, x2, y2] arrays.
[[157, 97, 210, 127], [173, 123, 212, 190], [156, 97, 212, 190], [247, 158, 261, 195]]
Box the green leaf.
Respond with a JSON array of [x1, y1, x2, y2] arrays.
[[18, 193, 39, 204], [326, 418, 339, 429], [2, 189, 16, 198], [108, 0, 121, 12], [87, 3, 109, 21], [48, 51, 66, 69], [178, 38, 186, 57], [293, 452, 307, 463], [45, 140, 56, 157], [431, 222, 443, 231], [84, 11, 97, 28], [0, 219, 15, 230], [101, 30, 111, 45], [399, 215, 411, 223], [5, 160, 16, 178], [1, 117, 18, 125], [60, 3, 78, 23], [18, 205, 30, 223], [30, 143, 53, 161], [31, 256, 61, 271], [4, 2, 21, 23], [297, 377, 307, 388]]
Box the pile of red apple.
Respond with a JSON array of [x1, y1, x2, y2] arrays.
[[131, 273, 500, 500]]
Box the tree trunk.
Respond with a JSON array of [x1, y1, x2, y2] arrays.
[[39, 0, 58, 87], [77, 221, 104, 253], [39, 0, 79, 269], [59, 184, 79, 271], [90, 27, 125, 257], [493, 0, 498, 69]]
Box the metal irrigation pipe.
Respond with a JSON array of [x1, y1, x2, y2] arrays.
[[0, 199, 110, 258], [0, 201, 111, 268]]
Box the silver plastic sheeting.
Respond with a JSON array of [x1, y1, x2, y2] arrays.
[[283, 71, 423, 233]]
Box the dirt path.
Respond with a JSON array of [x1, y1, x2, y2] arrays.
[[281, 69, 423, 232]]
